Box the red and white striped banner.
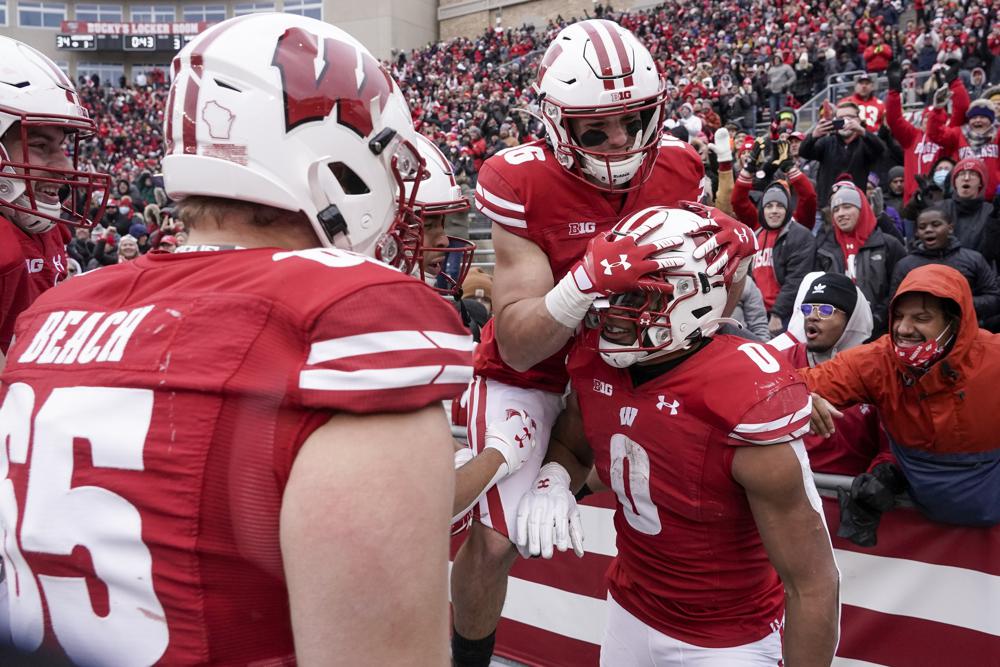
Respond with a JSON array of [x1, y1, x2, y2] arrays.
[[452, 493, 1000, 666]]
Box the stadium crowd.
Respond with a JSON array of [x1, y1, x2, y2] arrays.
[[70, 0, 1000, 256]]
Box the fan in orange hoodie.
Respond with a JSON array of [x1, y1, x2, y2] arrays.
[[804, 264, 1000, 533]]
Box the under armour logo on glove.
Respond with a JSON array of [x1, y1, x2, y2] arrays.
[[537, 478, 551, 489], [600, 255, 632, 275], [485, 408, 538, 477], [734, 226, 749, 244], [570, 224, 685, 297]]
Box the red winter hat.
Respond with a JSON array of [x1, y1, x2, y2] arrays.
[[951, 157, 988, 192]]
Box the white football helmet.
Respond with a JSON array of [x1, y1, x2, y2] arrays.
[[586, 206, 730, 368], [406, 134, 475, 295], [162, 14, 425, 271], [0, 36, 110, 233], [535, 19, 667, 192]]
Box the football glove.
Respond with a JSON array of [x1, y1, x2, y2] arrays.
[[545, 224, 683, 328], [484, 408, 538, 477], [677, 200, 758, 283], [515, 462, 585, 559]]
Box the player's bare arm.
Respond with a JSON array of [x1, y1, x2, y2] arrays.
[[281, 404, 455, 666], [545, 393, 594, 491], [733, 442, 840, 666], [452, 408, 538, 521], [515, 394, 592, 559], [491, 223, 571, 371], [453, 446, 506, 517]]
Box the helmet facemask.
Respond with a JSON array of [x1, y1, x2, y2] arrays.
[[0, 110, 111, 233], [407, 134, 476, 297], [542, 91, 667, 193], [588, 271, 708, 367]]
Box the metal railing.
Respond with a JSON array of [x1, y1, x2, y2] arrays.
[[773, 68, 938, 132]]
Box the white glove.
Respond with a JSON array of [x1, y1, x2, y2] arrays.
[[484, 408, 537, 477], [515, 463, 584, 559], [708, 127, 732, 163]]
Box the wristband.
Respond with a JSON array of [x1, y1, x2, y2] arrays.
[[544, 270, 596, 329]]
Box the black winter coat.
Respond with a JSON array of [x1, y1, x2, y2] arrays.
[[798, 131, 886, 208], [890, 238, 1000, 321], [815, 226, 907, 336]]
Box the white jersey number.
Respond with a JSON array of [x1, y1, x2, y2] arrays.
[[0, 384, 168, 667], [501, 145, 546, 165], [609, 434, 662, 535], [737, 342, 781, 374]]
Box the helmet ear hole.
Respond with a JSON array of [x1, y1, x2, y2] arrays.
[[328, 162, 370, 195]]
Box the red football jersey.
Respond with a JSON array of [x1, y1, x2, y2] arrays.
[[0, 246, 473, 665], [474, 138, 705, 393], [567, 334, 812, 648], [0, 216, 70, 354], [839, 94, 886, 132]]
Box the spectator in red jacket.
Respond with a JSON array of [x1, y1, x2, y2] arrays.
[[863, 32, 894, 73], [732, 139, 817, 230], [884, 62, 968, 206]]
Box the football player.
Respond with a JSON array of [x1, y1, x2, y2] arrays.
[[403, 134, 539, 525], [0, 37, 110, 357], [407, 133, 476, 296], [517, 206, 840, 666], [451, 19, 757, 665], [0, 15, 484, 665]]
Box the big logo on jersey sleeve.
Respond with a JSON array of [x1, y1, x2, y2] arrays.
[[272, 26, 393, 136]]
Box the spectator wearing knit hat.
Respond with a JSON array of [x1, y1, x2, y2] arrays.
[[128, 223, 150, 254], [927, 98, 1000, 201], [117, 234, 140, 263], [883, 166, 905, 213], [744, 180, 817, 336], [816, 180, 906, 336], [939, 157, 995, 253]]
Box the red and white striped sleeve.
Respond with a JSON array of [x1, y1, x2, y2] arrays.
[[474, 160, 528, 234], [727, 383, 813, 446], [295, 279, 474, 414]]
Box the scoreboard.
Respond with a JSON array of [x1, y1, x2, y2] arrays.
[[55, 21, 207, 52], [56, 33, 192, 52]]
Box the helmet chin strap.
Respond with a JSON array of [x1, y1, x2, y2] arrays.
[[3, 195, 58, 234]]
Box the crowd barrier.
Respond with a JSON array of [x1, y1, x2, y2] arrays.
[[450, 474, 1000, 667]]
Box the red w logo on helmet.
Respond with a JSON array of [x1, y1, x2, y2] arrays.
[[272, 26, 394, 137]]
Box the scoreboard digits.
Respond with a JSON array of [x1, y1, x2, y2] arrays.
[[124, 35, 157, 51]]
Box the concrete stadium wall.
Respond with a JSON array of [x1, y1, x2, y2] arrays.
[[438, 0, 653, 41]]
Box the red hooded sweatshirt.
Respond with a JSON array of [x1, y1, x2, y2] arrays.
[[830, 181, 878, 280], [885, 78, 968, 204]]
